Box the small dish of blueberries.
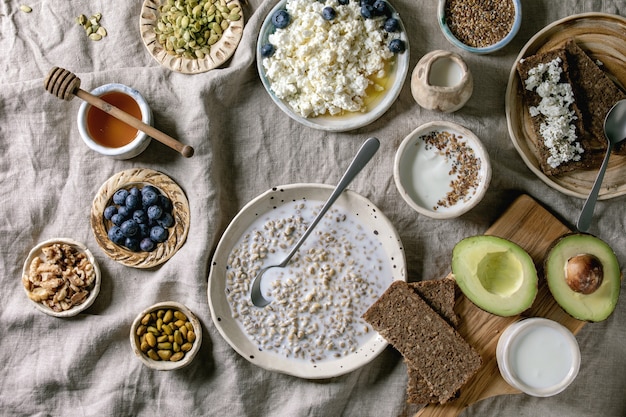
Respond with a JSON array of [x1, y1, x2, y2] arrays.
[[90, 168, 190, 268]]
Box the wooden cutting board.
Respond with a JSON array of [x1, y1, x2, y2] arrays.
[[414, 194, 586, 417]]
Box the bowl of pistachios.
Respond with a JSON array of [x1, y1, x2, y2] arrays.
[[130, 301, 202, 370], [139, 0, 245, 74]]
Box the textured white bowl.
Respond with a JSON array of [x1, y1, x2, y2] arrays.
[[394, 121, 491, 219], [130, 301, 202, 371], [437, 0, 521, 54], [256, 0, 410, 132], [77, 83, 153, 159], [22, 238, 101, 318], [496, 318, 581, 397]]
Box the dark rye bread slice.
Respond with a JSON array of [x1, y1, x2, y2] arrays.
[[517, 47, 592, 176], [564, 39, 626, 155], [406, 277, 459, 404], [409, 276, 458, 327], [362, 281, 482, 404]]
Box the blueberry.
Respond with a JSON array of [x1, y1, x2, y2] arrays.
[[111, 213, 126, 226], [389, 38, 406, 53], [104, 205, 117, 220], [147, 205, 163, 220], [129, 187, 141, 197], [271, 10, 290, 29], [125, 194, 141, 210], [338, 0, 349, 4], [141, 189, 159, 208], [133, 209, 148, 224], [113, 189, 129, 205], [125, 237, 140, 252], [360, 0, 374, 5], [383, 17, 399, 32], [260, 43, 275, 58], [108, 226, 125, 245], [120, 219, 139, 237], [117, 205, 131, 219], [372, 0, 389, 16], [138, 223, 150, 238], [159, 195, 173, 213], [140, 237, 156, 252], [322, 6, 336, 20], [360, 4, 374, 18], [157, 212, 175, 228], [150, 225, 169, 243]]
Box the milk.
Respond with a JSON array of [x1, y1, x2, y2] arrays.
[[428, 56, 463, 87]]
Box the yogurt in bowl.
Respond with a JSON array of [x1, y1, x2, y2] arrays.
[[393, 121, 491, 219], [496, 317, 581, 397]]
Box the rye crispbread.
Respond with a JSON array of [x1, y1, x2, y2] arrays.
[[362, 280, 482, 404], [517, 39, 626, 176]]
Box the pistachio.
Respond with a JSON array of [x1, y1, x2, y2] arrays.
[[136, 307, 196, 363]]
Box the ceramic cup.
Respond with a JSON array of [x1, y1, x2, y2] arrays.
[[77, 83, 153, 159]]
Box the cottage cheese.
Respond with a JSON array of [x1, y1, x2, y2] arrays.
[[262, 0, 395, 118], [523, 57, 584, 169]]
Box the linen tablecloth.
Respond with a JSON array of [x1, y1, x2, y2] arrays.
[[1, 0, 625, 416]]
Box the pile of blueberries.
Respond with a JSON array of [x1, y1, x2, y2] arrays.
[[104, 185, 175, 252], [261, 0, 406, 58]]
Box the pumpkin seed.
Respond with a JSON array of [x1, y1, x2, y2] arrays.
[[20, 5, 32, 13], [153, 0, 242, 59]]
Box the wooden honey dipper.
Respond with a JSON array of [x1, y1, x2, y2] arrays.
[[44, 67, 194, 158]]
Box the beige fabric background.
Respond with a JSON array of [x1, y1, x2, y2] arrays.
[[1, 0, 625, 416]]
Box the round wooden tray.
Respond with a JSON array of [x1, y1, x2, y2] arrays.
[[505, 13, 626, 200], [139, 0, 244, 74], [91, 168, 190, 268]]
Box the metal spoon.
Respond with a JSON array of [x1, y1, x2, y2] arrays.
[[250, 137, 380, 307], [576, 99, 626, 232]]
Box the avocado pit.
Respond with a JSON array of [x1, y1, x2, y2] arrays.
[[565, 254, 603, 294]]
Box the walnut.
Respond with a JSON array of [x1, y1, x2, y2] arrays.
[[23, 243, 96, 312]]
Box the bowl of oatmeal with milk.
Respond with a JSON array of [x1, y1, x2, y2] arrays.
[[257, 0, 409, 132], [208, 184, 406, 378]]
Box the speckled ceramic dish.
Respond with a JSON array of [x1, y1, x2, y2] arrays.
[[91, 168, 190, 268], [208, 184, 406, 379], [140, 0, 244, 74], [505, 13, 626, 199], [257, 0, 409, 132]]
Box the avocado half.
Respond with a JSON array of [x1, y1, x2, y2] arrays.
[[452, 235, 538, 316], [545, 233, 621, 322]]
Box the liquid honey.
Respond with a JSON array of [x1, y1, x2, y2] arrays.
[[87, 91, 142, 148]]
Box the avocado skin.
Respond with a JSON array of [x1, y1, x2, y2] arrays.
[[451, 235, 538, 317], [544, 233, 622, 322]]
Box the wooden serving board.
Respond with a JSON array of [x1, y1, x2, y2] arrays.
[[415, 194, 586, 417]]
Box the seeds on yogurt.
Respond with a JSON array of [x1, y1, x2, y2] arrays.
[[226, 201, 392, 363]]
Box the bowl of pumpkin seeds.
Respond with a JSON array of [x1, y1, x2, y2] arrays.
[[139, 0, 245, 74], [130, 301, 202, 370]]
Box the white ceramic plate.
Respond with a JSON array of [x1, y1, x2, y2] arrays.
[[208, 184, 406, 379], [256, 0, 410, 132], [505, 13, 626, 200]]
